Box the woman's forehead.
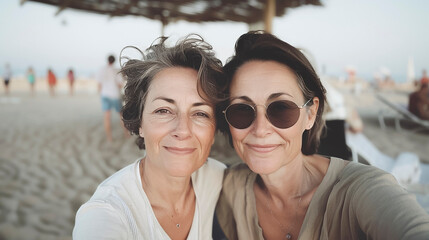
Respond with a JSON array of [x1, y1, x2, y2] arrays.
[[230, 60, 302, 100]]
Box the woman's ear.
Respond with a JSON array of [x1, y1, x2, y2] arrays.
[[306, 97, 319, 130], [139, 127, 144, 138], [212, 135, 216, 146]]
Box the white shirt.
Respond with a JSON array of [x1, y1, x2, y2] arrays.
[[73, 158, 226, 240], [96, 64, 123, 99], [3, 66, 11, 79]]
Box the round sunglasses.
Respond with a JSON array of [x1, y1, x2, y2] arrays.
[[223, 98, 313, 129]]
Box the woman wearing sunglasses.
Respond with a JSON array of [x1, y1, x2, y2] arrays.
[[73, 35, 227, 239], [216, 31, 429, 239]]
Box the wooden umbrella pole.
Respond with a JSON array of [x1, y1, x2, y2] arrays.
[[264, 0, 276, 33]]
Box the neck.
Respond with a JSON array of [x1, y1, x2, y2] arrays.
[[258, 154, 326, 202], [140, 158, 193, 209], [261, 154, 304, 198]]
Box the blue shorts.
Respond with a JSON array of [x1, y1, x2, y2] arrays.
[[101, 97, 121, 112]]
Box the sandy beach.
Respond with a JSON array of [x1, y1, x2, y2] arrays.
[[1, 77, 428, 239]]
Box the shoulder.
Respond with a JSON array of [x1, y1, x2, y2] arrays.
[[321, 159, 402, 204], [334, 161, 402, 200], [216, 163, 256, 240], [206, 157, 227, 171], [192, 159, 226, 211], [341, 161, 395, 182], [219, 163, 255, 197], [96, 161, 137, 190], [73, 200, 129, 239], [73, 160, 141, 239], [194, 158, 226, 178], [98, 65, 111, 74], [84, 160, 140, 212], [192, 158, 226, 187], [324, 161, 412, 215], [336, 163, 429, 238], [224, 162, 254, 184]]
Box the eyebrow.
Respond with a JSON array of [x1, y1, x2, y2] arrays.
[[230, 92, 293, 102], [153, 97, 211, 107], [153, 97, 175, 104], [230, 96, 253, 102], [268, 92, 293, 100]]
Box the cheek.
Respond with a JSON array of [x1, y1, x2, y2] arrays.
[[230, 127, 246, 142], [230, 127, 247, 154], [195, 125, 216, 147], [277, 125, 306, 152], [141, 129, 163, 151], [141, 121, 171, 146]]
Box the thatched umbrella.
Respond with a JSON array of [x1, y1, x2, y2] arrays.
[[20, 0, 322, 33]]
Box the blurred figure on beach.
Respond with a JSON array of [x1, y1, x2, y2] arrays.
[[345, 66, 356, 84], [318, 78, 363, 160], [409, 83, 429, 120], [3, 63, 12, 95], [420, 69, 429, 85], [67, 68, 75, 96], [345, 66, 363, 95], [375, 67, 395, 89], [47, 69, 57, 97], [27, 67, 36, 96], [96, 55, 124, 142]]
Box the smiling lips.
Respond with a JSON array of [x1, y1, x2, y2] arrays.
[[164, 147, 196, 155], [247, 144, 279, 153]]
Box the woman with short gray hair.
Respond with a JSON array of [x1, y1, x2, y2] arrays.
[[73, 35, 227, 239]]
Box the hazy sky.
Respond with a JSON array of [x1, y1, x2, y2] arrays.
[[1, 0, 428, 81]]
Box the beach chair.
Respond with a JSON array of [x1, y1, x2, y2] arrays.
[[376, 93, 429, 131], [345, 131, 422, 185]]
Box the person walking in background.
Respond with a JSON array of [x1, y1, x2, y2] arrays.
[[27, 67, 36, 96], [409, 83, 429, 120], [3, 63, 12, 95], [318, 78, 363, 160], [420, 69, 429, 85], [96, 55, 124, 142], [67, 68, 75, 96], [47, 69, 57, 97]]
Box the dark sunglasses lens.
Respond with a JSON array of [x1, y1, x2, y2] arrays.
[[267, 101, 300, 129], [226, 104, 255, 129]]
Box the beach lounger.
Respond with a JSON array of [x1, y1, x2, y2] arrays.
[[345, 131, 422, 185], [376, 93, 429, 131]]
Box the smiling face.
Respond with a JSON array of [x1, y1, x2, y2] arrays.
[[139, 67, 216, 177], [228, 60, 318, 174]]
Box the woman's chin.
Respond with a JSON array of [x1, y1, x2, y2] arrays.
[[246, 159, 279, 175], [165, 162, 202, 178]]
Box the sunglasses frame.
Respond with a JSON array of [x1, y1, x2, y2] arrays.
[[223, 98, 313, 129]]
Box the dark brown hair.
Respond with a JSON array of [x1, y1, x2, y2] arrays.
[[218, 31, 327, 155], [120, 34, 225, 149], [108, 55, 115, 64]]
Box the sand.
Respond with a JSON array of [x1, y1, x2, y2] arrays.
[[0, 77, 428, 239]]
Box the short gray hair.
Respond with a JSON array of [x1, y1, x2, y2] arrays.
[[120, 34, 225, 149]]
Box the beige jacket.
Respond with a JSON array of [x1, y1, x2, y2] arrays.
[[216, 158, 429, 240]]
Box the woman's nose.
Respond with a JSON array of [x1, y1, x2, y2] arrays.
[[172, 114, 192, 140], [251, 106, 272, 137]]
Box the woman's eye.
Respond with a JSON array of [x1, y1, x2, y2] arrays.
[[154, 109, 171, 114], [195, 112, 210, 118]]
